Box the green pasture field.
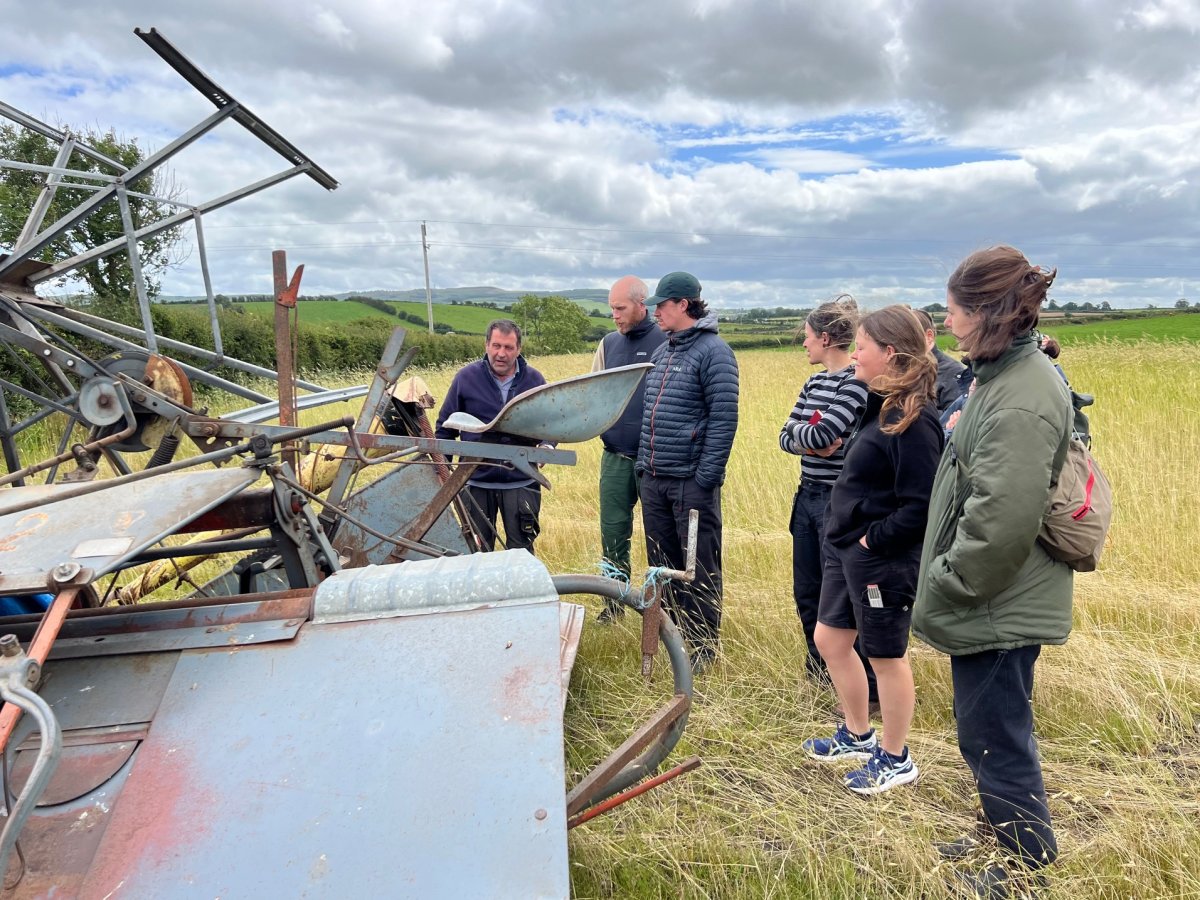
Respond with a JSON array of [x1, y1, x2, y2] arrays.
[[1042, 312, 1199, 344], [231, 299, 548, 334]]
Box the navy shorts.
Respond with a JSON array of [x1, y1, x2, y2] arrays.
[[817, 539, 919, 659]]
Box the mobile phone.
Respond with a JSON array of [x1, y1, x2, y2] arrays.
[[867, 585, 883, 608]]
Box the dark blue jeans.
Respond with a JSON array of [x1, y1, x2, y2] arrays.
[[951, 645, 1058, 869]]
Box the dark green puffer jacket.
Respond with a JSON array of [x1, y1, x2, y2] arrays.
[[913, 335, 1074, 655]]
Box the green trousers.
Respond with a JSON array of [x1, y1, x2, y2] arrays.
[[599, 449, 640, 580]]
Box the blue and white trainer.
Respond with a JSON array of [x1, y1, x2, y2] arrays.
[[844, 745, 919, 794], [803, 723, 877, 762]]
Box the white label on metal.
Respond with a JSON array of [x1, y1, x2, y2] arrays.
[[73, 537, 134, 558]]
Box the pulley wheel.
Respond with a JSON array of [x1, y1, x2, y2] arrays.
[[78, 378, 125, 427], [95, 350, 194, 452]]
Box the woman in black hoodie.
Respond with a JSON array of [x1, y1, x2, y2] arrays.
[[802, 306, 943, 795]]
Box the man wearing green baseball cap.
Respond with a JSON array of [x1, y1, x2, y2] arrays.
[[636, 272, 739, 675]]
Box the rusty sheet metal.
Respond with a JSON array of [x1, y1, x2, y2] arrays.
[[11, 729, 144, 806], [82, 592, 569, 898], [332, 460, 469, 565], [0, 654, 177, 899], [559, 602, 584, 713], [0, 591, 311, 660], [441, 362, 653, 443], [0, 467, 259, 594]]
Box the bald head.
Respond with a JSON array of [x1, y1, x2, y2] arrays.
[[608, 275, 649, 335]]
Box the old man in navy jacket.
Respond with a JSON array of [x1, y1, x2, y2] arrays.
[[435, 319, 548, 553]]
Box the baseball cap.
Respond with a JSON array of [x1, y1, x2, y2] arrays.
[[646, 271, 701, 306]]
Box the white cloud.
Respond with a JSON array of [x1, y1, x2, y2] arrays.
[[2, 0, 1200, 309]]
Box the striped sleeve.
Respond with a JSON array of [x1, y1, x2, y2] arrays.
[[779, 367, 869, 482]]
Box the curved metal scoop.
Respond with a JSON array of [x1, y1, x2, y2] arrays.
[[442, 362, 653, 443]]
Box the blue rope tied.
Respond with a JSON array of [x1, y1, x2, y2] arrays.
[[595, 559, 672, 611]]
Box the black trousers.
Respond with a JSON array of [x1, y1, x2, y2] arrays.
[[640, 473, 722, 654], [790, 483, 878, 699], [951, 645, 1058, 869], [465, 484, 541, 553]]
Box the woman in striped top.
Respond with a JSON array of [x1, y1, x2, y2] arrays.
[[779, 296, 868, 684]]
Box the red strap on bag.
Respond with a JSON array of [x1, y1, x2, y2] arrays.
[[1071, 456, 1096, 521]]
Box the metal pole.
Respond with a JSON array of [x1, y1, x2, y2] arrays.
[[29, 165, 309, 286], [273, 250, 298, 471], [14, 137, 77, 249], [193, 210, 224, 360], [115, 182, 157, 353], [421, 221, 434, 334]]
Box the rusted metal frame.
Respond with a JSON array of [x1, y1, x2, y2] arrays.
[[0, 377, 81, 422], [27, 302, 327, 394], [271, 251, 301, 471], [17, 305, 276, 403], [0, 641, 63, 882], [565, 693, 691, 817], [0, 588, 312, 634], [192, 211, 223, 361], [27, 165, 312, 287], [135, 28, 338, 191], [0, 104, 240, 280], [115, 181, 157, 353], [0, 318, 102, 383], [0, 100, 128, 171], [183, 490, 276, 533], [273, 469, 446, 560], [0, 302, 75, 395], [552, 573, 694, 805], [268, 463, 333, 586], [392, 462, 475, 553], [124, 537, 275, 565], [0, 391, 21, 484], [14, 137, 77, 250], [322, 327, 412, 517], [0, 416, 354, 519], [0, 386, 135, 487], [567, 756, 702, 829], [0, 587, 80, 756], [196, 421, 574, 469]]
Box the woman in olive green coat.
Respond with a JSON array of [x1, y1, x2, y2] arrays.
[[913, 246, 1073, 898]]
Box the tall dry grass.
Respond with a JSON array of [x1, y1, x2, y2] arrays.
[[513, 341, 1200, 899]]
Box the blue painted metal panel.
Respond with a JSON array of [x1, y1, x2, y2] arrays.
[[83, 562, 569, 898]]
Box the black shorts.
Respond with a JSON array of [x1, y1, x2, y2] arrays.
[[817, 539, 919, 659]]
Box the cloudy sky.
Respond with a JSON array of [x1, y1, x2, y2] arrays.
[[3, 0, 1199, 309]]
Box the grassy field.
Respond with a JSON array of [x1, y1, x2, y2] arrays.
[[487, 341, 1198, 899], [6, 337, 1199, 898], [227, 299, 615, 335]]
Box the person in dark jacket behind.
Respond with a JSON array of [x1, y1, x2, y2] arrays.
[[636, 272, 739, 675], [435, 319, 548, 553], [591, 275, 666, 621], [914, 247, 1073, 899], [914, 307, 966, 412], [802, 306, 942, 796]]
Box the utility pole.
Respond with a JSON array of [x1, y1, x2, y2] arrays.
[[421, 221, 434, 334]]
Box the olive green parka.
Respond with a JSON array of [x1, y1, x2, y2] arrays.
[[913, 335, 1074, 655]]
